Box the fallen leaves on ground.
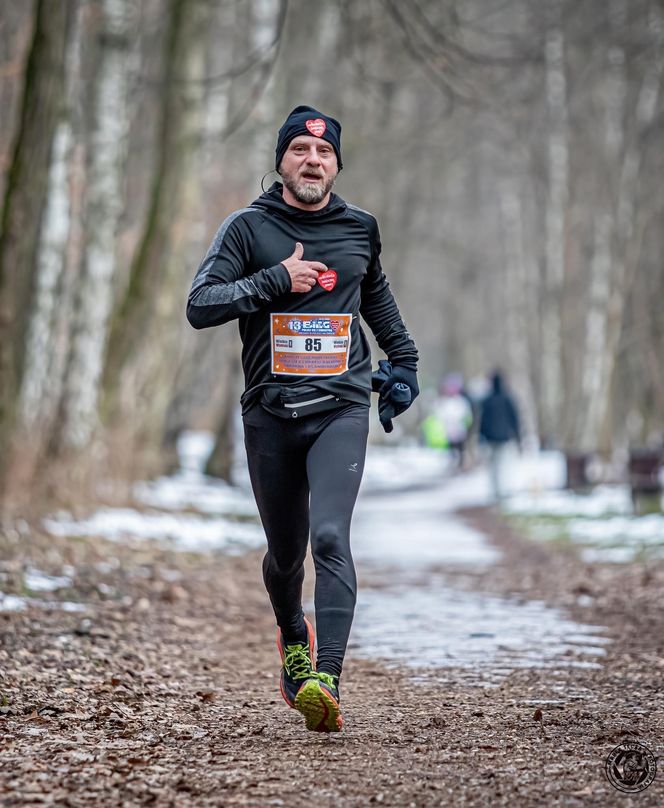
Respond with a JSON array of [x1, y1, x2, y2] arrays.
[[1, 511, 663, 806]]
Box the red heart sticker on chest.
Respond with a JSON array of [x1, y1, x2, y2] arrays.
[[306, 118, 327, 137], [318, 269, 337, 291]]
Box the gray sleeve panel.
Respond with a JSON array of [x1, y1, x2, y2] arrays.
[[189, 276, 263, 307], [201, 208, 254, 263], [189, 207, 256, 296], [186, 208, 291, 329]]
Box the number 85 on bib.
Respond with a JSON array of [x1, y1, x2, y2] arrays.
[[271, 313, 352, 376]]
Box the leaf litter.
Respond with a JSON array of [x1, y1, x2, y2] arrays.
[[1, 506, 663, 806]]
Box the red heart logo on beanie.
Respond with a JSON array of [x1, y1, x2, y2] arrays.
[[306, 118, 326, 137], [318, 269, 337, 291]]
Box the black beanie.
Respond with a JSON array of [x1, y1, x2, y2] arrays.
[[275, 105, 343, 172]]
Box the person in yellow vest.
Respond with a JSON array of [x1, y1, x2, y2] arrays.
[[422, 373, 473, 468]]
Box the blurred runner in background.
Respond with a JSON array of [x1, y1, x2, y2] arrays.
[[479, 370, 521, 500], [422, 373, 474, 470]]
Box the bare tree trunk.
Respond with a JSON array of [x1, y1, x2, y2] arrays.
[[99, 0, 211, 482], [102, 0, 202, 401], [0, 0, 74, 497], [57, 0, 132, 452], [540, 1, 569, 446], [582, 3, 663, 452], [578, 213, 613, 451], [12, 2, 102, 497], [18, 121, 73, 430], [205, 353, 241, 482], [576, 1, 628, 451], [499, 180, 539, 448], [0, 5, 36, 205]]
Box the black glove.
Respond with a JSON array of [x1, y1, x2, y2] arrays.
[[371, 359, 393, 393], [379, 364, 419, 403], [371, 361, 419, 433], [378, 382, 411, 433]]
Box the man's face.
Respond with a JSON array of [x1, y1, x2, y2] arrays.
[[279, 135, 338, 205]]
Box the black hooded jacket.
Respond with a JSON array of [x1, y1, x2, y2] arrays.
[[187, 183, 418, 412], [479, 373, 521, 444]]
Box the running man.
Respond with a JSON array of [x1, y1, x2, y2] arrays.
[[187, 106, 419, 732]]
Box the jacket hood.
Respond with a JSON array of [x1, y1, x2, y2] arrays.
[[250, 182, 347, 221], [491, 372, 504, 393]]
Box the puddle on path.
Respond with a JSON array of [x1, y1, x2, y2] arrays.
[[348, 476, 612, 685], [349, 581, 609, 685]]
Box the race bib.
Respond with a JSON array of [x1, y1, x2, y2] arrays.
[[270, 313, 352, 376]]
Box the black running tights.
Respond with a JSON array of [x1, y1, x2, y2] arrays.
[[242, 403, 369, 678]]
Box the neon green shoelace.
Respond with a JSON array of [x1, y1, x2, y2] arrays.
[[283, 644, 313, 681], [315, 671, 338, 690]]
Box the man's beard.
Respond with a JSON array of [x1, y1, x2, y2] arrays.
[[281, 169, 336, 204]]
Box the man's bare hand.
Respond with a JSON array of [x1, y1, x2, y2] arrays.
[[281, 242, 327, 293]]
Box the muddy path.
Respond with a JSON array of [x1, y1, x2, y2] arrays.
[[1, 507, 663, 807]]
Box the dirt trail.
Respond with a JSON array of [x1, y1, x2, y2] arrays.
[[1, 509, 662, 807]]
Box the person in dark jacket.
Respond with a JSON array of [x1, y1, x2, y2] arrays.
[[187, 106, 419, 732], [479, 371, 521, 500]]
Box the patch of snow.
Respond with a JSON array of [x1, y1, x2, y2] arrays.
[[568, 513, 664, 562], [52, 601, 88, 613], [360, 446, 452, 493], [567, 514, 664, 544], [360, 447, 567, 501], [133, 429, 257, 518], [24, 567, 72, 592], [504, 484, 633, 518], [95, 559, 120, 574], [500, 449, 567, 495], [579, 546, 646, 564], [576, 594, 595, 607], [0, 594, 28, 612], [0, 593, 87, 613], [502, 480, 663, 563], [133, 474, 257, 517], [176, 430, 216, 474], [43, 508, 264, 554]]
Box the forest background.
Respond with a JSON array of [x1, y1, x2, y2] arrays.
[[1, 0, 663, 512]]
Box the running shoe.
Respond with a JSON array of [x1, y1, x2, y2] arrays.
[[294, 671, 343, 733], [276, 617, 316, 708]]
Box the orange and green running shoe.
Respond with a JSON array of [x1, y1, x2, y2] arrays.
[[276, 618, 316, 707], [294, 671, 343, 733]]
